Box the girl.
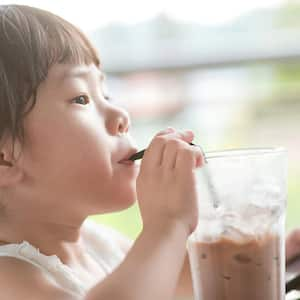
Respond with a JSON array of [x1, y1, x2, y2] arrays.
[[0, 4, 203, 300]]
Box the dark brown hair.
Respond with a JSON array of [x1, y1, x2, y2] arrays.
[[0, 4, 100, 154]]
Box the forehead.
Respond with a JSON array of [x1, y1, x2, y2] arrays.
[[47, 63, 105, 85]]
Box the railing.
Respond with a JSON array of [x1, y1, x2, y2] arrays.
[[101, 29, 300, 75]]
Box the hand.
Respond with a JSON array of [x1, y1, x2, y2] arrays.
[[286, 228, 300, 263], [136, 127, 204, 236]]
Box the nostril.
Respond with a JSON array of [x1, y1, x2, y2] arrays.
[[119, 120, 130, 134], [118, 124, 125, 134]]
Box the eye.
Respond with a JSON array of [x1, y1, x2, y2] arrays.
[[71, 95, 89, 105]]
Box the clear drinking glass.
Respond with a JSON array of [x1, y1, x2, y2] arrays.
[[187, 148, 287, 300]]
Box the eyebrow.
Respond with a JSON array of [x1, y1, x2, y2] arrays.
[[60, 68, 105, 83]]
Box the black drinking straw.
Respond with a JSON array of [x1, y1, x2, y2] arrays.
[[129, 143, 207, 162]]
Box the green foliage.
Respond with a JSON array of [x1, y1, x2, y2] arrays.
[[287, 172, 300, 231], [89, 204, 142, 239]]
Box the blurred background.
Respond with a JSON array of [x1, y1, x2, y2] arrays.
[[2, 0, 299, 239]]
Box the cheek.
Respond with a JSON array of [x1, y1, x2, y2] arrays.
[[25, 108, 105, 166], [53, 141, 112, 184], [23, 122, 112, 192], [22, 110, 137, 211]]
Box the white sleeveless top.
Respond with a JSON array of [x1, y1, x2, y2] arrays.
[[0, 219, 128, 297]]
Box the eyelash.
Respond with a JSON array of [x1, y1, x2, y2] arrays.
[[71, 94, 111, 105], [72, 95, 89, 105]]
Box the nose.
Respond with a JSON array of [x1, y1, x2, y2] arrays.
[[106, 106, 131, 136]]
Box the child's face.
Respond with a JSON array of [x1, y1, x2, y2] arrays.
[[17, 63, 139, 219]]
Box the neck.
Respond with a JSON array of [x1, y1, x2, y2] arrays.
[[0, 212, 87, 266]]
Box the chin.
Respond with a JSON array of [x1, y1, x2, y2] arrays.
[[90, 178, 137, 214], [90, 195, 136, 215], [103, 184, 137, 213], [113, 190, 137, 211], [115, 200, 136, 212], [114, 178, 137, 206]]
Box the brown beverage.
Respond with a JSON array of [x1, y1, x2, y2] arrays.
[[188, 233, 284, 300]]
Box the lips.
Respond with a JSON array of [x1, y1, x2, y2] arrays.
[[118, 148, 139, 164]]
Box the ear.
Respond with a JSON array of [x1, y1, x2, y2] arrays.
[[0, 138, 24, 188]]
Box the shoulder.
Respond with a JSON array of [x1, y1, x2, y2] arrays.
[[83, 219, 134, 254], [0, 257, 79, 300]]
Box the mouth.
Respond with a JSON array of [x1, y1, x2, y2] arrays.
[[118, 148, 139, 165]]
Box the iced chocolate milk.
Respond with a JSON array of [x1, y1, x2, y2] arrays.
[[188, 232, 283, 300], [187, 148, 287, 300]]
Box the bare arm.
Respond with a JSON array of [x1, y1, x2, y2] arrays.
[[110, 230, 194, 299], [175, 252, 193, 298], [102, 223, 194, 299], [0, 224, 190, 300], [85, 222, 189, 300]]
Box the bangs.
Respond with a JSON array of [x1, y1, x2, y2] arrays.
[[0, 4, 100, 92], [35, 9, 101, 67]]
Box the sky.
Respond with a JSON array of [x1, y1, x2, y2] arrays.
[[0, 0, 287, 32]]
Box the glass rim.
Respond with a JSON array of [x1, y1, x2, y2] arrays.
[[205, 147, 287, 160]]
